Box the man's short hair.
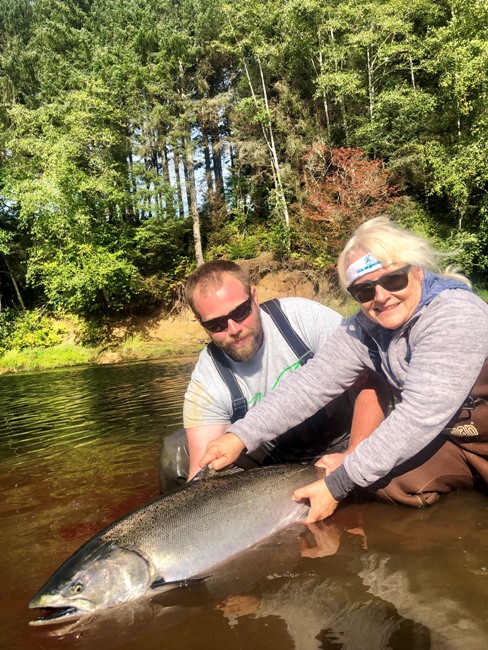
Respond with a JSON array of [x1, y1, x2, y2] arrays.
[[185, 260, 252, 316]]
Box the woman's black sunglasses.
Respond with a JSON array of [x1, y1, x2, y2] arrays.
[[348, 265, 412, 303], [199, 295, 253, 333]]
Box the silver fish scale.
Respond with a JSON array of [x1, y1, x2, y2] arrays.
[[101, 464, 322, 583]]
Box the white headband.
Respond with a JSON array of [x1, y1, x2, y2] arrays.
[[346, 253, 383, 286]]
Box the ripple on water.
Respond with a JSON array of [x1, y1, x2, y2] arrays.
[[0, 358, 194, 469]]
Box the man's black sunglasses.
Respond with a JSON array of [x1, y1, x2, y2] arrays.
[[348, 265, 412, 303], [199, 295, 253, 333]]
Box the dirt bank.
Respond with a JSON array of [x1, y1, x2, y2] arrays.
[[97, 254, 352, 365]]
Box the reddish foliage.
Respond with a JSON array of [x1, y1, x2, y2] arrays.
[[302, 144, 400, 255]]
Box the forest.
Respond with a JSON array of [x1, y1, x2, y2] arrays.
[[0, 0, 487, 351]]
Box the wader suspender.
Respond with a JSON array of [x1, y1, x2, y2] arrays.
[[261, 299, 314, 365], [207, 298, 314, 424], [206, 345, 248, 423]]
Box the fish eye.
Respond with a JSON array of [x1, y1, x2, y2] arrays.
[[70, 581, 84, 595]]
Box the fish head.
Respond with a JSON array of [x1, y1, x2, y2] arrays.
[[29, 540, 152, 625]]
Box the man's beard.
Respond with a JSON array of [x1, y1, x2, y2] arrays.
[[214, 312, 264, 362]]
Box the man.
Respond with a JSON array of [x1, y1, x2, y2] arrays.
[[159, 260, 388, 490]]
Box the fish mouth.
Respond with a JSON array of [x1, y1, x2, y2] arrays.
[[29, 606, 81, 626]]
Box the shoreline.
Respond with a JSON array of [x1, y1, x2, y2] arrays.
[[0, 338, 205, 376], [0, 258, 349, 375]]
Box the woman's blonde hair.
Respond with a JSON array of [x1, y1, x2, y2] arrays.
[[337, 217, 471, 291]]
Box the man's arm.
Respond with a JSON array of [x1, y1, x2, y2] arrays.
[[187, 424, 228, 479]]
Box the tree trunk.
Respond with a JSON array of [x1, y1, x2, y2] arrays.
[[181, 146, 193, 218], [409, 54, 416, 90], [328, 26, 349, 142], [173, 148, 186, 219], [315, 49, 331, 138], [3, 255, 25, 311], [202, 126, 215, 198], [256, 54, 290, 229], [162, 141, 177, 219], [126, 146, 139, 224], [183, 136, 204, 266], [226, 15, 289, 230], [210, 124, 225, 196], [367, 46, 375, 119]]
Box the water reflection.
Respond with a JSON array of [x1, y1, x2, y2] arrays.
[[0, 359, 193, 467], [1, 358, 488, 650], [249, 499, 488, 650]]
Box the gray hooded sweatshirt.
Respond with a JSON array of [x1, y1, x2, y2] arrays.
[[227, 273, 488, 499]]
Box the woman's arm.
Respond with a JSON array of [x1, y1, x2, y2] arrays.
[[199, 323, 371, 467]]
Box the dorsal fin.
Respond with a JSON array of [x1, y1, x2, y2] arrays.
[[191, 464, 244, 482]]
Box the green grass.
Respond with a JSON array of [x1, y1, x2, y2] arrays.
[[474, 287, 488, 301], [0, 343, 98, 374], [0, 338, 201, 375]]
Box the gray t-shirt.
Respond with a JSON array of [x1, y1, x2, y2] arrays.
[[183, 297, 344, 428]]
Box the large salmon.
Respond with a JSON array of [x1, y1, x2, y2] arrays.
[[29, 464, 323, 624]]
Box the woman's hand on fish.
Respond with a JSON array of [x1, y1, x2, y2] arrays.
[[314, 453, 344, 474], [293, 479, 339, 524], [199, 433, 245, 470]]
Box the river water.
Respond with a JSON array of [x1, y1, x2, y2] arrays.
[[1, 358, 488, 650]]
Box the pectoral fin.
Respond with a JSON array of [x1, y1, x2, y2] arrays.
[[150, 576, 210, 591]]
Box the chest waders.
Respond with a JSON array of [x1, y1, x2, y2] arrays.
[[360, 328, 488, 507], [158, 299, 353, 491]]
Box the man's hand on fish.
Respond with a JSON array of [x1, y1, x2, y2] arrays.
[[293, 479, 339, 524], [199, 432, 245, 470], [314, 452, 344, 474]]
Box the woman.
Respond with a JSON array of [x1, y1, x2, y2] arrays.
[[200, 217, 488, 523]]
